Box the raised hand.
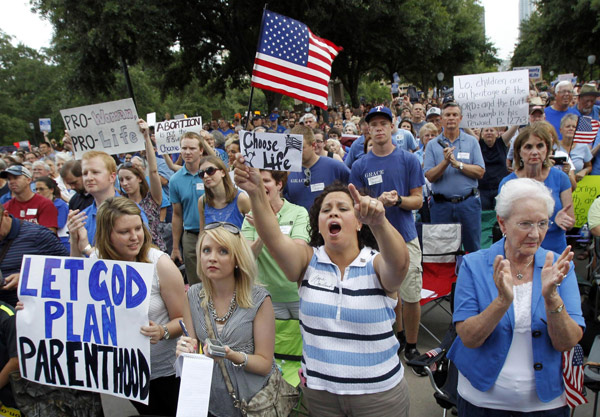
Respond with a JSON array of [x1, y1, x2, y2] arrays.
[[137, 119, 149, 137], [348, 183, 385, 226], [541, 246, 573, 299], [233, 153, 262, 194]]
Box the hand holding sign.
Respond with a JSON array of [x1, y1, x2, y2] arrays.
[[348, 183, 385, 226], [233, 154, 263, 195]]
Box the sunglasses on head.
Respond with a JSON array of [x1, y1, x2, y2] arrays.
[[204, 222, 241, 235], [199, 166, 219, 178], [303, 167, 311, 187]]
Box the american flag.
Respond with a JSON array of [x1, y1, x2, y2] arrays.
[[562, 344, 587, 408], [251, 10, 342, 109], [573, 116, 600, 144]]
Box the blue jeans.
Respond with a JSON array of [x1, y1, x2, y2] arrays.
[[430, 195, 481, 253], [458, 396, 569, 417], [479, 188, 497, 211]]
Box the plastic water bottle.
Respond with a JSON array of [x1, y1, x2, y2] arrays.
[[581, 224, 590, 240]]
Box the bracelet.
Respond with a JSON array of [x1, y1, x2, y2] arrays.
[[232, 351, 248, 368], [548, 303, 564, 314], [82, 244, 93, 256]]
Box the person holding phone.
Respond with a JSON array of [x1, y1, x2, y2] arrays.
[[176, 222, 276, 417], [557, 114, 592, 182], [499, 122, 575, 254]]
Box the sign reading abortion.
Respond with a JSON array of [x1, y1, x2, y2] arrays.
[[154, 116, 203, 155], [240, 130, 303, 172], [454, 70, 529, 128], [60, 98, 142, 159], [17, 255, 154, 404]]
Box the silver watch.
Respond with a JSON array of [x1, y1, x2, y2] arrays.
[[162, 324, 170, 340], [459, 162, 464, 171]]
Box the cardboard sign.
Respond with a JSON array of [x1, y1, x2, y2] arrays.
[[240, 130, 303, 172], [60, 98, 142, 159], [572, 175, 600, 228], [39, 118, 52, 133], [558, 73, 574, 81], [146, 112, 156, 128], [154, 116, 203, 155], [17, 255, 154, 404], [513, 66, 542, 81], [454, 70, 529, 128]]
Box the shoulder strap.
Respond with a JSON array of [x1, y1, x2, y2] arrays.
[[203, 307, 239, 402]]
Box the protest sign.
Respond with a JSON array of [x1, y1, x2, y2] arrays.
[[146, 112, 156, 128], [572, 175, 600, 228], [60, 98, 142, 159], [240, 130, 303, 172], [454, 70, 529, 128], [513, 66, 542, 80], [558, 73, 574, 81], [39, 118, 52, 133], [17, 255, 154, 404], [154, 116, 203, 155]]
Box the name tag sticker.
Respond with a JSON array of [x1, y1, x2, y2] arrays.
[[279, 225, 292, 235], [368, 175, 383, 186], [26, 208, 37, 215], [196, 183, 205, 191], [308, 274, 336, 290], [311, 183, 325, 192], [457, 152, 470, 160]]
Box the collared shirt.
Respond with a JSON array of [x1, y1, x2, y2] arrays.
[[345, 130, 416, 168], [0, 217, 68, 306], [169, 164, 205, 231], [544, 106, 578, 140], [423, 131, 484, 198]]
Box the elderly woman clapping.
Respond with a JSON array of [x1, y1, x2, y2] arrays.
[[449, 178, 584, 417]]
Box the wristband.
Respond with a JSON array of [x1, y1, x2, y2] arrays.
[[232, 351, 248, 368], [82, 244, 93, 257], [547, 303, 564, 314]]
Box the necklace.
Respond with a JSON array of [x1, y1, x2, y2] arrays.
[[208, 291, 237, 323], [515, 257, 534, 280]]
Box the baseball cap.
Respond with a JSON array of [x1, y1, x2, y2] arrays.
[[426, 107, 441, 120], [0, 165, 32, 179], [365, 106, 393, 123], [269, 113, 279, 121]]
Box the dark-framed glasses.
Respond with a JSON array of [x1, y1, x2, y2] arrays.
[[516, 220, 552, 231], [199, 166, 219, 178], [204, 222, 241, 235]]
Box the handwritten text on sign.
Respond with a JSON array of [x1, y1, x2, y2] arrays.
[[155, 116, 203, 155], [60, 98, 142, 159], [572, 175, 600, 228], [240, 130, 303, 172], [454, 70, 529, 128], [17, 255, 154, 404]]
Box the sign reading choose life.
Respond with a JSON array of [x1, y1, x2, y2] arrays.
[[240, 130, 303, 172], [454, 70, 529, 128], [17, 255, 154, 404], [60, 98, 143, 159]]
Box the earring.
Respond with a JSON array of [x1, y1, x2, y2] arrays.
[[519, 159, 524, 168], [235, 265, 239, 269]]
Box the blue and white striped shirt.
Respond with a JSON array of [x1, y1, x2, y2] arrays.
[[299, 246, 403, 394]]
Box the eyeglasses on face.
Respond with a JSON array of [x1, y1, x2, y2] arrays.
[[204, 222, 241, 234], [515, 220, 552, 231], [303, 168, 311, 187], [199, 166, 219, 178]]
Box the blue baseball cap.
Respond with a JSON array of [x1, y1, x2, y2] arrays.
[[365, 106, 393, 123], [269, 113, 279, 121]]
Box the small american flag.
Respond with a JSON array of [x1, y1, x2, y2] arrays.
[[251, 10, 342, 109], [562, 344, 588, 408], [573, 116, 600, 144]]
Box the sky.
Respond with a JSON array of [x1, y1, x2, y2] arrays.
[[1, 0, 520, 61]]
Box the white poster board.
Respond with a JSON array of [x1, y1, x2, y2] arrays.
[[454, 70, 529, 128], [154, 116, 203, 155], [60, 98, 142, 159], [240, 130, 303, 172], [17, 255, 154, 404], [513, 66, 542, 80]]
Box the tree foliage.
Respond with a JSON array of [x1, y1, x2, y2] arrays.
[[512, 0, 600, 80]]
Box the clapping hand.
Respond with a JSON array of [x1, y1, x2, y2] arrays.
[[541, 246, 573, 300], [493, 255, 513, 306]]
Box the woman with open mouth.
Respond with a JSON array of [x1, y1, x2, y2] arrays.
[[234, 155, 411, 417]]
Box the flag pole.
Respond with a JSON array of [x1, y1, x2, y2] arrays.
[[245, 4, 268, 130]]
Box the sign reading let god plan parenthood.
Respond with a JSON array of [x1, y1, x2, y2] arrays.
[[17, 255, 154, 404], [454, 70, 529, 129], [240, 130, 303, 172], [60, 98, 143, 159]]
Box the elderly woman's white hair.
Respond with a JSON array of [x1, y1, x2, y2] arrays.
[[495, 178, 555, 219], [55, 152, 73, 163]]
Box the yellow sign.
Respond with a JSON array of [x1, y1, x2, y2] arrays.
[[572, 175, 600, 227]]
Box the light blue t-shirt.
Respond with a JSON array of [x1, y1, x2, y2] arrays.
[[423, 131, 485, 198], [169, 165, 205, 231], [544, 106, 578, 140], [345, 130, 416, 168], [557, 144, 592, 172]]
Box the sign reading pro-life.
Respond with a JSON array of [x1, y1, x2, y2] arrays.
[[454, 70, 529, 128], [60, 98, 142, 159], [17, 255, 154, 404], [155, 116, 203, 155], [240, 130, 303, 172]]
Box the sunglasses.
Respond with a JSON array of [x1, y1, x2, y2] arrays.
[[204, 222, 241, 234], [199, 166, 219, 178], [303, 168, 311, 187]]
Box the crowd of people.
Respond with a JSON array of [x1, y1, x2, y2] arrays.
[[0, 79, 598, 416]]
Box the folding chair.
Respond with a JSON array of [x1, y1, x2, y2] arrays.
[[480, 210, 497, 249], [417, 223, 463, 344]]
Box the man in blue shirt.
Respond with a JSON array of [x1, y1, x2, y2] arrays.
[[284, 125, 350, 212], [424, 102, 485, 253], [217, 118, 235, 137], [545, 81, 578, 140], [169, 133, 207, 285], [350, 106, 427, 372]]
